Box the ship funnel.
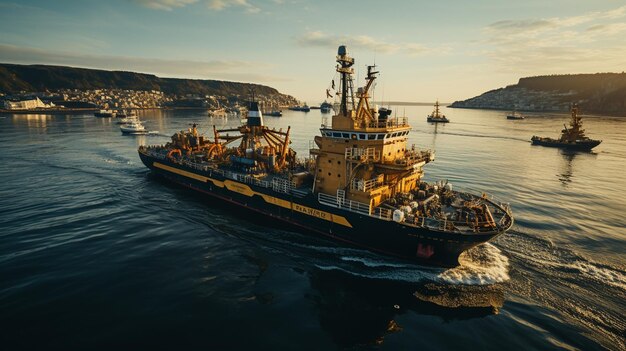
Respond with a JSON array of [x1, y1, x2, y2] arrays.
[[338, 45, 347, 56], [247, 101, 264, 126]]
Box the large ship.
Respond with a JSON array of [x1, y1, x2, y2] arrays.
[[138, 46, 513, 267], [531, 104, 601, 151]]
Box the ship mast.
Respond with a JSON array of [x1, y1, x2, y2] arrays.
[[336, 45, 355, 117]]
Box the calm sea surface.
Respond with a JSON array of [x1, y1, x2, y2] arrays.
[[1, 106, 624, 350]]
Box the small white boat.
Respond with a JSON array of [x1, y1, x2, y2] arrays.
[[120, 121, 148, 134]]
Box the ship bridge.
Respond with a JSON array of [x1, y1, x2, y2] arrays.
[[310, 45, 433, 209]]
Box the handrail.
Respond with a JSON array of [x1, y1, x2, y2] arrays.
[[345, 147, 380, 162], [318, 192, 371, 216]]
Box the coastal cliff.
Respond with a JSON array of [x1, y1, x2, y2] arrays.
[[450, 73, 626, 116]]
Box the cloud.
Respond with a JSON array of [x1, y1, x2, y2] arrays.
[[481, 5, 626, 74], [133, 0, 260, 13], [133, 0, 198, 11], [208, 0, 260, 13], [295, 31, 448, 57], [487, 19, 554, 32], [0, 44, 290, 83]]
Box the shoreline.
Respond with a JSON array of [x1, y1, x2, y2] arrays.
[[0, 107, 210, 115], [448, 105, 626, 117]]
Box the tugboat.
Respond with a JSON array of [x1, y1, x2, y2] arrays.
[[138, 46, 513, 267], [531, 104, 602, 151], [427, 101, 450, 123]]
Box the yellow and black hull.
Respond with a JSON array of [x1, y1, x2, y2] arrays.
[[139, 151, 507, 267]]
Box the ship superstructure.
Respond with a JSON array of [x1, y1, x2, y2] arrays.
[[138, 45, 513, 266]]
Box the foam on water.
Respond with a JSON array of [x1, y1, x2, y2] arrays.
[[438, 243, 510, 285], [571, 261, 626, 291], [314, 264, 439, 283], [339, 256, 417, 269]]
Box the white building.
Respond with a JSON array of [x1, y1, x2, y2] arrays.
[[3, 97, 55, 110]]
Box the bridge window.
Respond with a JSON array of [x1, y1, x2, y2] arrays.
[[359, 134, 366, 140], [342, 133, 349, 138], [332, 132, 341, 138], [368, 134, 376, 140], [377, 134, 384, 140]]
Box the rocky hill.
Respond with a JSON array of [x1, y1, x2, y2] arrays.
[[450, 73, 626, 116], [0, 63, 296, 103]]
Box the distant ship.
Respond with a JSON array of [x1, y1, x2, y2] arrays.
[[94, 109, 115, 118], [320, 101, 333, 113], [263, 103, 283, 117], [115, 109, 137, 119], [531, 104, 601, 151], [506, 110, 525, 120], [138, 45, 513, 267], [289, 104, 311, 112], [427, 101, 449, 123], [264, 110, 283, 117]]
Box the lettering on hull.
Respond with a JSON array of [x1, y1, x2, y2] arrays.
[[152, 161, 352, 228]]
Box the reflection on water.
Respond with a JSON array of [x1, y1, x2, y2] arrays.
[[12, 114, 53, 130], [309, 268, 502, 348], [557, 150, 598, 187]]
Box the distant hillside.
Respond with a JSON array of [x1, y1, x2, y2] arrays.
[[450, 73, 626, 116], [0, 63, 292, 99]]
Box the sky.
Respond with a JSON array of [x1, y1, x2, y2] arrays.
[[1, 0, 625, 103]]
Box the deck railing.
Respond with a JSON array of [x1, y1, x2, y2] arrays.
[[272, 177, 296, 194], [317, 192, 371, 216], [345, 147, 380, 162]]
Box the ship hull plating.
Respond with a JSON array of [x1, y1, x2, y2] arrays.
[[531, 138, 601, 151], [139, 152, 502, 267]]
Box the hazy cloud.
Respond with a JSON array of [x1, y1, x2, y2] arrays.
[[296, 31, 448, 57], [133, 0, 198, 11], [0, 44, 289, 83], [208, 0, 260, 13], [488, 19, 553, 32], [482, 5, 626, 74], [133, 0, 260, 13]]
